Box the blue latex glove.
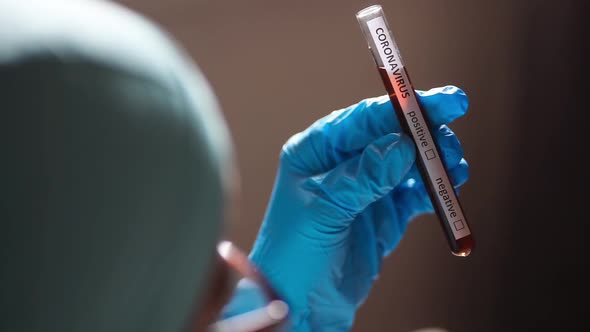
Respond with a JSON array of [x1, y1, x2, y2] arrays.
[[249, 86, 469, 331]]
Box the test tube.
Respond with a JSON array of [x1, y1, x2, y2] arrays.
[[356, 5, 474, 257]]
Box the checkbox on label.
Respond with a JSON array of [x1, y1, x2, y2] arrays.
[[425, 149, 436, 160], [453, 219, 465, 231]]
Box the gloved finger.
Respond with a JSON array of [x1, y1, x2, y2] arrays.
[[370, 159, 469, 255], [303, 133, 415, 228], [417, 86, 469, 125], [393, 159, 469, 223], [436, 125, 464, 170], [450, 158, 469, 188], [401, 158, 469, 191], [401, 124, 464, 182], [282, 86, 468, 175], [221, 279, 268, 319]]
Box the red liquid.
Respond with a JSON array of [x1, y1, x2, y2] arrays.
[[378, 67, 475, 257]]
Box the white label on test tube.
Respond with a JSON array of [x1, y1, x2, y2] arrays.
[[366, 17, 471, 240]]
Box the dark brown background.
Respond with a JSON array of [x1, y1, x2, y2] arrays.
[[118, 1, 587, 331]]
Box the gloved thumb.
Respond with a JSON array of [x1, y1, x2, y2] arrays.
[[304, 133, 415, 229]]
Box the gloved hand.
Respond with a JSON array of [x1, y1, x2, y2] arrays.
[[249, 86, 469, 331]]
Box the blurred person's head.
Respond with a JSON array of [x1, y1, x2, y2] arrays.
[[0, 0, 235, 331]]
